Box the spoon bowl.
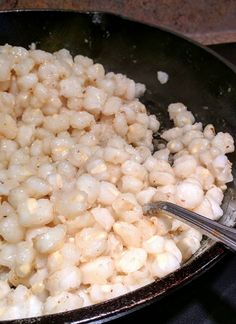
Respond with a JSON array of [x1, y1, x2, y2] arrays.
[[144, 201, 236, 252]]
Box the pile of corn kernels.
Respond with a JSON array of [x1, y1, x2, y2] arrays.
[[0, 44, 234, 319]]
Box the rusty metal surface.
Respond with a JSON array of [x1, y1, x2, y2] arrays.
[[0, 0, 236, 45]]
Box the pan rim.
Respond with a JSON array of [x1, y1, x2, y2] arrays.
[[0, 8, 236, 73]]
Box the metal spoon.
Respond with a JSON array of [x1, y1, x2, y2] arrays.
[[143, 201, 236, 252]]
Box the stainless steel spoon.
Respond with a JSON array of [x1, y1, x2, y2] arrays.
[[143, 201, 236, 252]]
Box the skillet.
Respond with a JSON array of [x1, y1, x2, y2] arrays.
[[0, 10, 236, 324]]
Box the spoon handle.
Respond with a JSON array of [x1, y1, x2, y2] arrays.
[[144, 201, 236, 252]]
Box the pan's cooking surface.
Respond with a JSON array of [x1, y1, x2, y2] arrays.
[[0, 10, 236, 324]]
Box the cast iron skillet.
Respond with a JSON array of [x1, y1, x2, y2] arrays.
[[0, 10, 236, 324]]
